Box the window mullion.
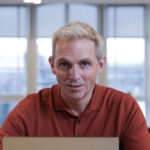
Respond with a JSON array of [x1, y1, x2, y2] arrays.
[[26, 5, 37, 94], [145, 5, 150, 126], [97, 5, 107, 86]]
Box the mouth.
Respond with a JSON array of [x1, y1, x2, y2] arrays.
[[66, 84, 84, 91]]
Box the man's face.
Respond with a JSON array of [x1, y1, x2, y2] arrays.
[[49, 38, 105, 101]]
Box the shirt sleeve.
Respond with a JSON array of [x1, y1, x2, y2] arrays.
[[120, 94, 150, 150], [0, 115, 26, 150], [0, 95, 35, 150]]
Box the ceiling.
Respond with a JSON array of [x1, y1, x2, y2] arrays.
[[0, 0, 150, 5]]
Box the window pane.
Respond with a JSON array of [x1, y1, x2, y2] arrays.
[[0, 38, 27, 94], [69, 3, 98, 31], [0, 6, 27, 37], [105, 6, 145, 37], [107, 38, 145, 96], [0, 101, 18, 127], [36, 38, 57, 91], [36, 4, 65, 37]]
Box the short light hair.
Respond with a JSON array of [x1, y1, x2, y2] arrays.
[[52, 21, 104, 60]]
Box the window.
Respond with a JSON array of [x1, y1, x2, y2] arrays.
[[36, 38, 57, 90], [0, 38, 27, 95], [36, 4, 65, 37], [107, 38, 145, 115], [68, 3, 98, 31], [105, 6, 146, 116], [36, 4, 65, 90], [0, 6, 27, 126], [107, 38, 145, 96], [0, 101, 18, 127]]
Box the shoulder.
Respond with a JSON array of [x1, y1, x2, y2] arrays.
[[16, 87, 51, 109], [95, 84, 128, 97], [8, 85, 59, 118], [0, 85, 59, 135], [94, 84, 139, 110], [95, 84, 145, 126]]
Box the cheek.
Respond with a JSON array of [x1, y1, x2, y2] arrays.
[[55, 71, 68, 82], [84, 68, 98, 78], [83, 72, 97, 83]]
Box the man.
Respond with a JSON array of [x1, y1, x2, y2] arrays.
[[0, 22, 150, 150]]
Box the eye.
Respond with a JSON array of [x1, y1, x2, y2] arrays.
[[58, 61, 70, 70], [82, 62, 89, 66], [59, 62, 68, 67], [80, 61, 90, 68]]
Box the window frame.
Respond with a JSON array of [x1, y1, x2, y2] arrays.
[[104, 5, 149, 125]]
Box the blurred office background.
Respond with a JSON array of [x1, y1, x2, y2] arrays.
[[0, 0, 150, 128]]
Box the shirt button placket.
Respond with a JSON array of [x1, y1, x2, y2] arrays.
[[77, 120, 80, 124], [75, 119, 81, 137]]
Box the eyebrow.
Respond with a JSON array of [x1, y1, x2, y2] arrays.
[[79, 58, 92, 62], [57, 57, 92, 63], [57, 58, 69, 63], [78, 58, 93, 65]]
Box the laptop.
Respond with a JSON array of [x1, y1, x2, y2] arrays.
[[3, 137, 119, 150]]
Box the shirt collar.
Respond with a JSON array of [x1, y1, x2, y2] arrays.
[[53, 84, 103, 112]]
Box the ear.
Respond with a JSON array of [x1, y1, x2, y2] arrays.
[[97, 56, 106, 74], [49, 56, 56, 75]]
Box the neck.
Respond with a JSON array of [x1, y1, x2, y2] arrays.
[[61, 90, 94, 117], [67, 100, 89, 116]]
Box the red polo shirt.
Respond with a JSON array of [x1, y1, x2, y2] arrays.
[[0, 84, 150, 150]]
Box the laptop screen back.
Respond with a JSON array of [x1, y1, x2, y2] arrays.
[[3, 137, 119, 150]]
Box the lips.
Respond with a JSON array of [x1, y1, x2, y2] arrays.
[[66, 84, 84, 91], [68, 85, 82, 87]]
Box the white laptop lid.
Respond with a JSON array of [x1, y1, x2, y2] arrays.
[[3, 137, 119, 150]]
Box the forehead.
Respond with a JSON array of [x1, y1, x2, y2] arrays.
[[54, 38, 97, 61]]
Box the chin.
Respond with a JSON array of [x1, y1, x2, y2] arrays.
[[67, 93, 86, 101]]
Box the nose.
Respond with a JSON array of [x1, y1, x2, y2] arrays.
[[68, 65, 80, 80]]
